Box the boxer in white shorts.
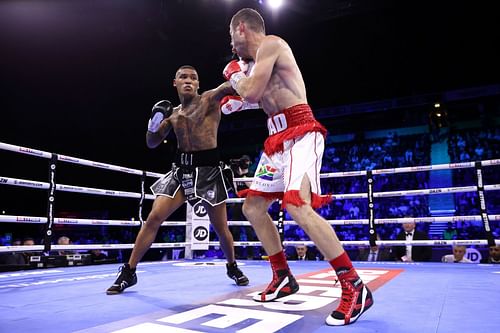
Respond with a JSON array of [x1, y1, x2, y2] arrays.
[[222, 8, 374, 326], [243, 104, 330, 210]]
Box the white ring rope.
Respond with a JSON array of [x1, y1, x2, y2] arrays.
[[2, 175, 500, 202], [2, 238, 499, 253], [2, 141, 500, 183], [2, 214, 500, 227], [0, 215, 187, 226], [280, 239, 500, 247], [0, 176, 156, 200], [0, 243, 189, 253], [0, 142, 163, 178], [1, 141, 499, 253], [321, 159, 500, 178], [2, 141, 500, 203]]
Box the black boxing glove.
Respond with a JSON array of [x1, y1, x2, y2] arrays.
[[148, 100, 173, 133]]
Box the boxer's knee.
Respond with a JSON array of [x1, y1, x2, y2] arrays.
[[145, 210, 165, 230], [286, 203, 316, 232], [242, 199, 258, 220], [242, 196, 269, 222]]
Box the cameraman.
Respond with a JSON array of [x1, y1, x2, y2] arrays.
[[229, 155, 257, 259], [230, 155, 253, 193]]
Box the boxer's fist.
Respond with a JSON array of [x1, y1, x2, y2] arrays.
[[148, 100, 173, 133], [223, 59, 249, 89], [223, 59, 249, 80], [220, 95, 259, 115]]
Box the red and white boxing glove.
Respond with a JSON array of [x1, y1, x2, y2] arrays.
[[223, 59, 250, 90], [220, 95, 259, 115]]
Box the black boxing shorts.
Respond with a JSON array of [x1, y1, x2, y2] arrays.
[[150, 148, 234, 206]]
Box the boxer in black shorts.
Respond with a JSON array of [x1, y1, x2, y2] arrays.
[[150, 148, 233, 207], [106, 65, 248, 295]]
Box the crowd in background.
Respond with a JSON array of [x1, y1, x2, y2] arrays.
[[2, 125, 500, 266]]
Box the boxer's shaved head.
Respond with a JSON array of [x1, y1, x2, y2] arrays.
[[231, 8, 265, 34]]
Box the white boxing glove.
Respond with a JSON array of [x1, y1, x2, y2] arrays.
[[220, 95, 259, 115]]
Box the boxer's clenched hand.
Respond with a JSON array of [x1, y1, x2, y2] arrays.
[[223, 59, 249, 90], [147, 100, 173, 133]]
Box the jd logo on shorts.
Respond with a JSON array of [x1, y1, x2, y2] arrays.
[[193, 226, 209, 241], [255, 165, 277, 181], [193, 202, 208, 217]]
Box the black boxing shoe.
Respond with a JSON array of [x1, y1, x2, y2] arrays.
[[226, 262, 249, 286], [106, 264, 137, 295]]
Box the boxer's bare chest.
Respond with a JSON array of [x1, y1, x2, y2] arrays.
[[170, 99, 219, 151]]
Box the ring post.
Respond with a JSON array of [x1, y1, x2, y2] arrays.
[[138, 170, 146, 225], [367, 170, 377, 246], [44, 153, 57, 252], [474, 161, 495, 247], [277, 200, 285, 245]]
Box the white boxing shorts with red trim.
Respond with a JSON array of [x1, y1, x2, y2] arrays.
[[240, 104, 331, 209]]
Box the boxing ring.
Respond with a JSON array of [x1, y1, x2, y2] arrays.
[[1, 141, 500, 333]]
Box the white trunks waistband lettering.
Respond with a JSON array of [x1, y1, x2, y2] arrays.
[[267, 113, 288, 135]]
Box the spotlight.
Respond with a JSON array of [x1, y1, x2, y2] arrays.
[[267, 0, 284, 9]]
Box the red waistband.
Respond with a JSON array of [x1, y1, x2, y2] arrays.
[[264, 104, 327, 156], [266, 104, 317, 134]]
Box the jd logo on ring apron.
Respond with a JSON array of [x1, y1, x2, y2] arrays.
[[187, 200, 210, 250]]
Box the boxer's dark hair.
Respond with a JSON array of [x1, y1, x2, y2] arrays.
[[175, 65, 197, 78]]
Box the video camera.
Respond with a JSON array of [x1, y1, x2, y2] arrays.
[[230, 155, 252, 169]]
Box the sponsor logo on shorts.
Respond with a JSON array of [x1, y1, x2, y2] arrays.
[[256, 165, 277, 181]]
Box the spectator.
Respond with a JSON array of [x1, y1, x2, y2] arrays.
[[356, 234, 391, 261], [441, 245, 472, 263], [57, 236, 76, 255], [392, 222, 432, 262], [23, 237, 35, 246], [0, 239, 26, 265], [443, 222, 458, 240], [288, 244, 316, 261], [89, 249, 108, 263], [482, 245, 500, 264], [21, 237, 40, 262]]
